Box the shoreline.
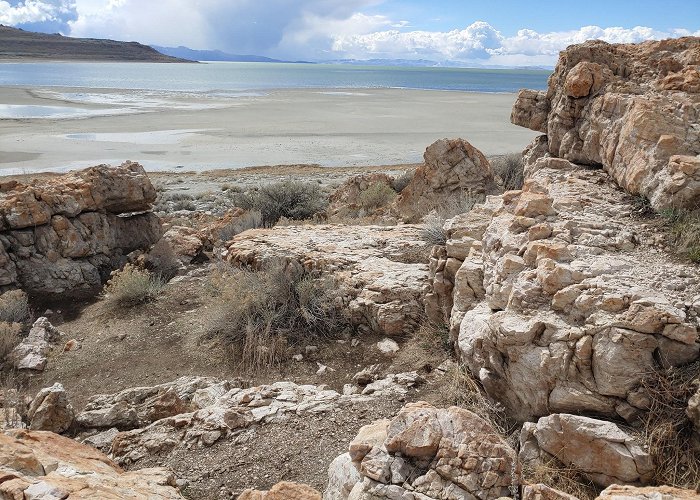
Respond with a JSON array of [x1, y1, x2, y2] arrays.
[[0, 85, 539, 175]]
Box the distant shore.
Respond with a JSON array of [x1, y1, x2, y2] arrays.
[[0, 85, 538, 175]]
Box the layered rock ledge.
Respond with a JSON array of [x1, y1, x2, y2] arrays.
[[0, 162, 162, 296], [511, 37, 700, 209]]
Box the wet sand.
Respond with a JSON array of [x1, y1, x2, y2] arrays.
[[0, 86, 538, 174]]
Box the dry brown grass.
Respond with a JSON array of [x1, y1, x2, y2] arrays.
[[0, 322, 21, 363], [392, 320, 451, 374], [204, 260, 351, 373], [638, 362, 700, 490], [0, 290, 30, 324], [0, 371, 25, 429], [103, 265, 166, 307], [421, 190, 485, 245], [525, 456, 598, 500], [490, 153, 525, 191], [659, 208, 700, 263]]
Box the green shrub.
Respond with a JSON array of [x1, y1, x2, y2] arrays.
[[104, 265, 165, 307], [359, 182, 396, 211], [490, 153, 524, 191], [0, 291, 30, 324], [233, 181, 328, 227], [205, 260, 350, 372]]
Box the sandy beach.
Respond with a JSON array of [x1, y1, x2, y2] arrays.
[[0, 86, 538, 174]]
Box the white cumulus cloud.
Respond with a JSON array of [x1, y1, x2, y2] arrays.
[[0, 0, 74, 25]]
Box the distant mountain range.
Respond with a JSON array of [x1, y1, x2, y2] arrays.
[[153, 45, 311, 63], [0, 25, 190, 62]]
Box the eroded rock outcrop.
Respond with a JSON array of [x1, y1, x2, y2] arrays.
[[0, 429, 182, 498], [325, 401, 520, 500], [9, 317, 63, 371], [394, 138, 497, 222], [511, 37, 700, 209], [225, 224, 429, 336], [427, 156, 700, 422], [0, 161, 162, 296], [519, 414, 653, 487]]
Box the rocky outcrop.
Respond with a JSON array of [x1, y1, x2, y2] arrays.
[[0, 429, 182, 498], [426, 156, 700, 422], [240, 481, 322, 499], [325, 402, 520, 500], [27, 383, 74, 433], [394, 138, 497, 222], [511, 37, 700, 209], [225, 224, 429, 336], [519, 414, 653, 487], [0, 161, 162, 296], [595, 485, 700, 500], [9, 317, 62, 371]]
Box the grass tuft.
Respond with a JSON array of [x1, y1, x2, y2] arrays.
[[104, 265, 166, 307], [421, 190, 484, 245], [490, 153, 524, 191]]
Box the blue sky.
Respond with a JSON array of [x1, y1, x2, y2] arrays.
[[2, 0, 699, 66]]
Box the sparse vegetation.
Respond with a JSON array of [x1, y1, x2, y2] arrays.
[[491, 153, 524, 191], [421, 190, 485, 245], [104, 264, 166, 307], [660, 208, 700, 263], [639, 362, 700, 490], [392, 169, 415, 193], [218, 210, 263, 242], [0, 372, 25, 429], [0, 322, 21, 362], [233, 181, 328, 227], [525, 456, 598, 500], [358, 182, 397, 211], [204, 260, 351, 372], [0, 290, 30, 324]]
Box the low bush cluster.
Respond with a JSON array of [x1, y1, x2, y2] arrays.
[[660, 208, 700, 263], [204, 260, 351, 372], [491, 153, 525, 191], [103, 265, 165, 307], [358, 182, 396, 211], [421, 190, 485, 245], [0, 290, 30, 324], [232, 181, 328, 227]]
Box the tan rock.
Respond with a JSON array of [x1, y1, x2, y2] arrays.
[[522, 483, 581, 500], [327, 173, 396, 219], [394, 138, 497, 222], [511, 37, 700, 210], [27, 384, 74, 434], [596, 484, 700, 500], [348, 419, 390, 462], [239, 481, 322, 500]]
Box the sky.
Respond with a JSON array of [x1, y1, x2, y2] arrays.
[[1, 0, 699, 66]]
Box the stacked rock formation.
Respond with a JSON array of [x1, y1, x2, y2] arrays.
[[511, 37, 700, 209], [0, 161, 162, 296]]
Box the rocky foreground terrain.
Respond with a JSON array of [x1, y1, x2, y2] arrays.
[[0, 37, 699, 500]]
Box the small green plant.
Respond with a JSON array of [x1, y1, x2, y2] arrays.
[[0, 290, 30, 324], [104, 265, 165, 307], [232, 181, 328, 227], [359, 182, 397, 211], [490, 153, 524, 191]]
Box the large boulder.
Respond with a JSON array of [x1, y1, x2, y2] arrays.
[[394, 138, 497, 222], [0, 161, 162, 296], [0, 430, 182, 498], [225, 224, 429, 337], [325, 402, 520, 500], [511, 37, 700, 210], [520, 414, 653, 487], [27, 383, 74, 433]]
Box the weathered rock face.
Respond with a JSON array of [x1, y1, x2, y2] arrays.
[[325, 402, 520, 500], [595, 484, 700, 500], [225, 224, 429, 336], [27, 383, 74, 433], [520, 414, 653, 487], [0, 161, 162, 296], [0, 429, 182, 498], [240, 481, 322, 500], [427, 156, 700, 422], [511, 37, 700, 209], [9, 317, 63, 371], [395, 138, 497, 222]]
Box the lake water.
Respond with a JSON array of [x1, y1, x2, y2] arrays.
[[0, 61, 549, 93]]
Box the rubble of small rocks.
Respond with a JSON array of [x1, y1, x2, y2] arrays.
[[394, 138, 498, 222], [9, 317, 63, 371], [325, 401, 520, 500], [225, 224, 429, 336], [426, 154, 700, 422], [0, 429, 183, 498], [511, 37, 700, 210], [0, 161, 162, 296]]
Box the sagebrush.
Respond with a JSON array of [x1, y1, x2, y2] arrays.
[[104, 265, 165, 307], [204, 260, 351, 372], [232, 181, 328, 227], [359, 182, 397, 211], [392, 169, 415, 193], [0, 290, 30, 324], [421, 190, 485, 245], [490, 153, 524, 191]]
